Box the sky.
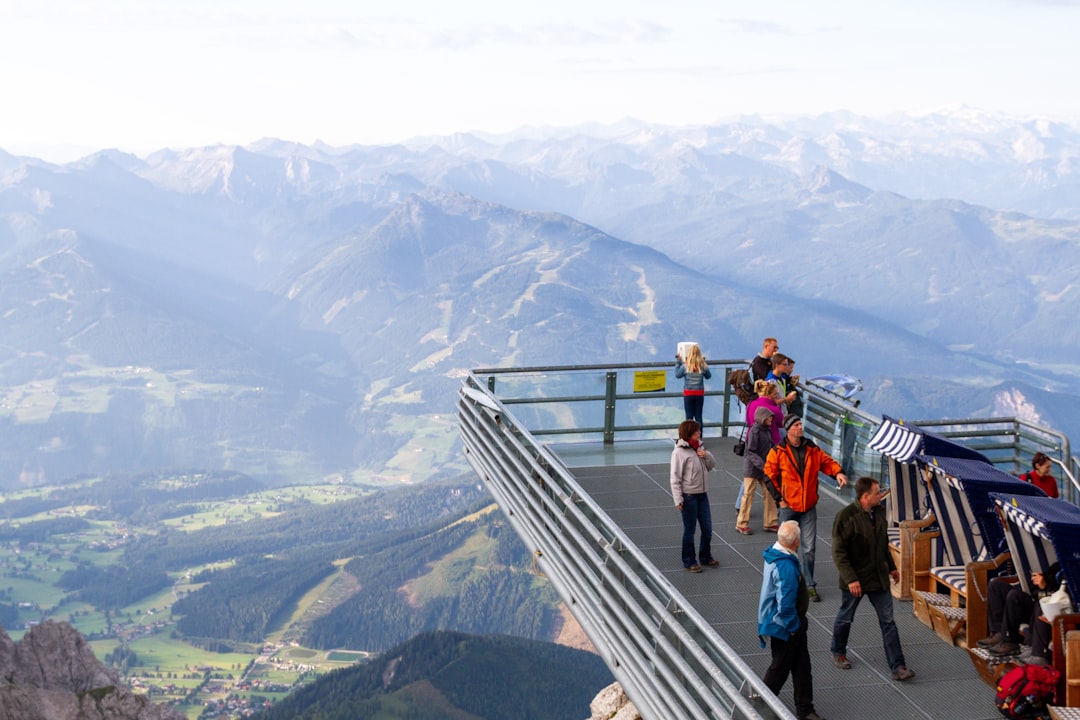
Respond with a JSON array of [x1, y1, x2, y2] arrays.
[[2, 0, 1079, 163]]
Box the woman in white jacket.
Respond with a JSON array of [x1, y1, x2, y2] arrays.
[[670, 419, 717, 573]]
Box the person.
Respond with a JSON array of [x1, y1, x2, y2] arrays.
[[737, 380, 785, 514], [978, 563, 1062, 658], [829, 476, 915, 681], [758, 520, 826, 720], [746, 380, 785, 445], [751, 337, 779, 383], [765, 415, 847, 601], [767, 353, 799, 411], [670, 419, 718, 573], [1029, 579, 1073, 664], [675, 344, 712, 428], [1019, 452, 1059, 499], [738, 405, 780, 535]]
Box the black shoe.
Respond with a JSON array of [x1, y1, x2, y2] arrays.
[[891, 666, 915, 681], [989, 642, 1021, 657], [977, 632, 1003, 648]]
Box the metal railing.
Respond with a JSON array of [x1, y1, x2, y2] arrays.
[[458, 362, 1076, 720], [458, 371, 794, 720]]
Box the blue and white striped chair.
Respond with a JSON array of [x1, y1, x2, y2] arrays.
[[916, 456, 1046, 646], [989, 493, 1080, 702], [869, 416, 987, 601]]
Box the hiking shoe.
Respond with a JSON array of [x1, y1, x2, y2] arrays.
[[686, 564, 703, 573], [808, 587, 821, 602], [832, 654, 852, 670], [763, 525, 779, 532], [704, 559, 720, 568], [891, 666, 915, 681], [989, 642, 1021, 657], [977, 632, 1003, 648], [736, 526, 753, 535]]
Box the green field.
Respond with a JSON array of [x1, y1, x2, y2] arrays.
[[0, 475, 375, 714]]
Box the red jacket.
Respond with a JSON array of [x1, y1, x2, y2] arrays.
[[764, 438, 843, 513], [1020, 470, 1059, 499]]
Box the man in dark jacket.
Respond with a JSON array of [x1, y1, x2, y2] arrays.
[[829, 476, 915, 681]]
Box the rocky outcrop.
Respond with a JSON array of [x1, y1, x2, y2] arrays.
[[0, 621, 182, 720], [587, 681, 641, 720]]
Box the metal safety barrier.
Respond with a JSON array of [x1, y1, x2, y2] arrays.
[[458, 362, 1075, 719]]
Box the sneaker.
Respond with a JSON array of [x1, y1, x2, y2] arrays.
[[704, 559, 720, 568], [989, 642, 1021, 657], [763, 525, 779, 532], [891, 666, 915, 681], [833, 654, 852, 670], [801, 712, 827, 720], [1027, 655, 1051, 666], [686, 564, 703, 573], [808, 587, 821, 602], [736, 526, 753, 535], [977, 632, 1003, 648]]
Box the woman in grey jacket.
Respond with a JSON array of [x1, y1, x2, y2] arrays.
[[737, 406, 779, 534], [670, 419, 717, 572]]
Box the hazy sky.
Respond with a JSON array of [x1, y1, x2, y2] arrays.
[[2, 0, 1078, 162]]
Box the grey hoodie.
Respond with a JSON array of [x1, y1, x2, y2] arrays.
[[742, 406, 776, 479]]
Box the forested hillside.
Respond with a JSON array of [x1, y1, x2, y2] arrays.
[[257, 630, 612, 720]]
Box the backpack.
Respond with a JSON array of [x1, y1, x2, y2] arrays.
[[729, 367, 756, 405], [995, 663, 1059, 719]]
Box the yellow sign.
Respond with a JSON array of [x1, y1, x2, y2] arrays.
[[633, 370, 667, 393]]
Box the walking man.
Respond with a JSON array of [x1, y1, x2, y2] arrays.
[[829, 476, 915, 681], [758, 520, 826, 720], [765, 415, 847, 601]]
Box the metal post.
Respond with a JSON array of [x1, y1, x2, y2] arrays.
[[604, 371, 617, 444]]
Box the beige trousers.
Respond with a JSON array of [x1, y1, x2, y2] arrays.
[[736, 476, 778, 529]]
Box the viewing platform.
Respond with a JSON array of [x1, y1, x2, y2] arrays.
[[458, 361, 1077, 720]]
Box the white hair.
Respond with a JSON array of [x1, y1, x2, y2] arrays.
[[777, 520, 800, 548]]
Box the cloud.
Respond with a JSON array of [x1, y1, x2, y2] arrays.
[[427, 18, 670, 50]]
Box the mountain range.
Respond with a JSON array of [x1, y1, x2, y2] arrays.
[[2, 108, 1079, 489]]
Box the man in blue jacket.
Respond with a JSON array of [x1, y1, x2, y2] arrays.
[[758, 520, 825, 720]]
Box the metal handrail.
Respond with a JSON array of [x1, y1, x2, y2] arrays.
[[458, 372, 795, 720]]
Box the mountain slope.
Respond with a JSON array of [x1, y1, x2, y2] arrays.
[[257, 630, 612, 720]]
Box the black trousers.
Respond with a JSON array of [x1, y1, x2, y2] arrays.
[[987, 578, 1035, 643], [764, 617, 815, 718]]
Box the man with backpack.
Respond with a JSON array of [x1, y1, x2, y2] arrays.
[[752, 337, 779, 382]]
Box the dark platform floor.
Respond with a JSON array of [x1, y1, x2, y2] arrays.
[[552, 436, 1001, 720]]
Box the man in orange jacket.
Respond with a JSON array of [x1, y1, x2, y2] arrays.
[[765, 415, 847, 602]]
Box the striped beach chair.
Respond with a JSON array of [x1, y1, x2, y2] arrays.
[[868, 416, 990, 600], [916, 456, 1045, 646], [989, 493, 1080, 703]]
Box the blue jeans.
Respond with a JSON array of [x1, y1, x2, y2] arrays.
[[680, 492, 714, 567], [778, 506, 817, 588], [683, 395, 704, 427], [830, 587, 906, 672]]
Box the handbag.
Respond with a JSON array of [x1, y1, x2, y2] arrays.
[[733, 425, 747, 456]]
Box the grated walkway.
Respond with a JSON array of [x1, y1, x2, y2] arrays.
[[552, 436, 1002, 720]]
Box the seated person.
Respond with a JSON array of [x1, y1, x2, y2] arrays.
[[978, 563, 1061, 657], [1029, 579, 1073, 665]]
